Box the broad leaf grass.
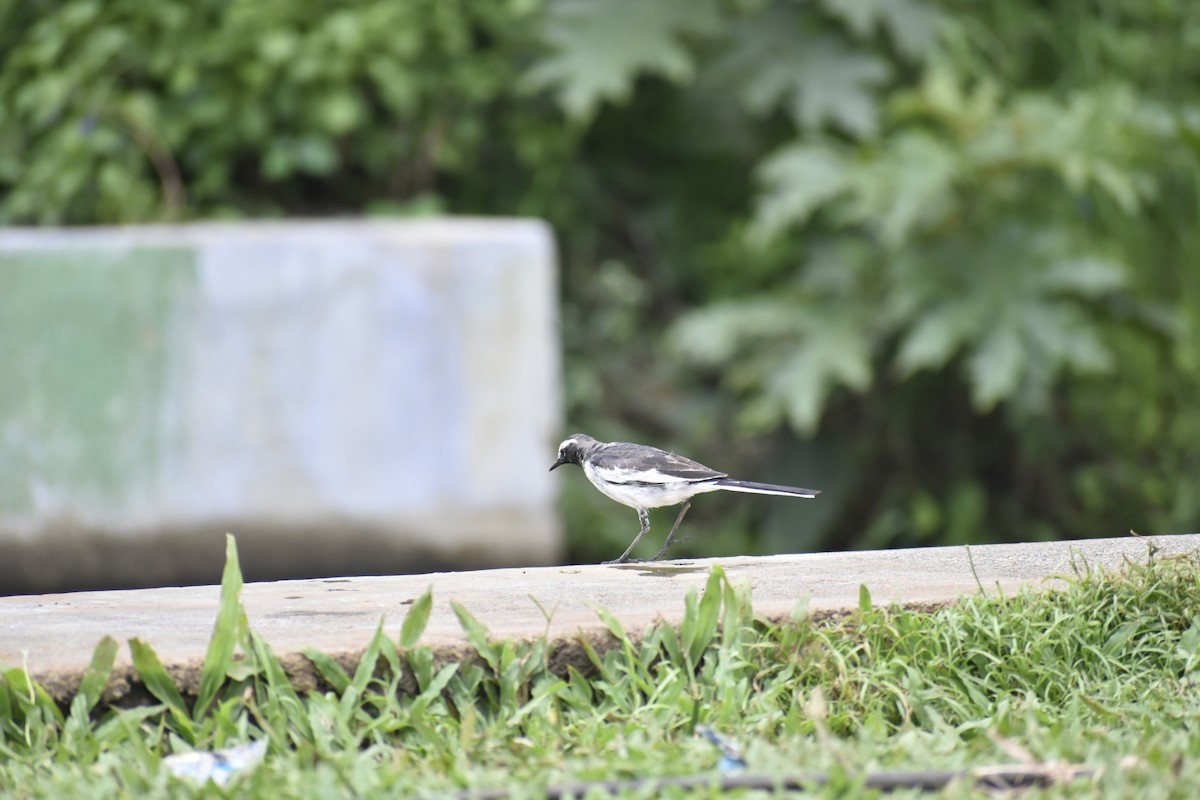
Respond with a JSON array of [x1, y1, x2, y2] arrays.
[[2, 537, 1199, 798]]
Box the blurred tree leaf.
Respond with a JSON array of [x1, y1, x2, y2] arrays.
[[764, 304, 873, 432], [673, 294, 873, 434], [753, 143, 852, 239], [788, 36, 890, 136], [1042, 257, 1126, 294], [846, 132, 959, 248], [968, 88, 1158, 213], [717, 7, 890, 137], [891, 230, 1124, 411], [527, 0, 720, 120], [967, 323, 1025, 411], [756, 132, 958, 246], [819, 0, 941, 57]]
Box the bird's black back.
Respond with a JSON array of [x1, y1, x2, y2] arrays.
[[592, 441, 727, 482]]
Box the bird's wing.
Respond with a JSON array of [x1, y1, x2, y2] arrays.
[[589, 442, 727, 485]]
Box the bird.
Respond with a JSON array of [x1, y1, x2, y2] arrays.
[[549, 433, 819, 564]]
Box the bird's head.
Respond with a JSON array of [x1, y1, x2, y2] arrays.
[[549, 433, 597, 471]]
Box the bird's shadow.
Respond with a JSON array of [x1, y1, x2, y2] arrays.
[[606, 562, 707, 577]]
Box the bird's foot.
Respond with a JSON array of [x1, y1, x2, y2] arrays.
[[650, 534, 692, 561], [651, 545, 677, 560]]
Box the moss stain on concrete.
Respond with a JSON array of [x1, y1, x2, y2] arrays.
[[0, 249, 197, 517]]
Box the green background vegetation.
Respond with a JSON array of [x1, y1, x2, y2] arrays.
[[2, 0, 1197, 561]]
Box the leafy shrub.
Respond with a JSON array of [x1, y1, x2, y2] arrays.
[[0, 0, 553, 222]]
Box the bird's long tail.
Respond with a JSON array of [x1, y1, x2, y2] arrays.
[[715, 479, 819, 499]]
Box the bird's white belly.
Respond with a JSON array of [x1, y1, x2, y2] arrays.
[[582, 462, 721, 509]]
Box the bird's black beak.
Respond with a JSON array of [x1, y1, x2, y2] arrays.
[[549, 455, 568, 472]]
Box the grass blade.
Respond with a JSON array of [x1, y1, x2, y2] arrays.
[[77, 635, 119, 712], [659, 623, 684, 666], [2, 667, 64, 726], [592, 604, 629, 643], [249, 630, 300, 701], [247, 629, 310, 746], [339, 620, 388, 724], [350, 620, 387, 697], [413, 662, 459, 712], [194, 533, 246, 719], [302, 649, 351, 694], [720, 576, 751, 650], [689, 568, 723, 666], [0, 674, 11, 721], [129, 638, 194, 742], [400, 585, 434, 649], [452, 602, 498, 672]]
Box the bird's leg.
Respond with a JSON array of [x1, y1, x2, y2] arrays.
[[652, 501, 692, 561], [604, 508, 651, 564]]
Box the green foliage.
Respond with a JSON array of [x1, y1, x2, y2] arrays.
[[4, 537, 1200, 796], [547, 0, 1200, 555], [527, 0, 720, 120], [3, 0, 1198, 555], [0, 0, 549, 223], [717, 6, 895, 137], [727, 73, 1161, 422]]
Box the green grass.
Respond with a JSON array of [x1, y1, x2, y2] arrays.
[[3, 536, 1200, 798]]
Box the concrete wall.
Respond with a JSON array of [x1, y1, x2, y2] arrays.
[[0, 220, 562, 593]]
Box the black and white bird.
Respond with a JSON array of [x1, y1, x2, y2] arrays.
[[549, 433, 819, 564]]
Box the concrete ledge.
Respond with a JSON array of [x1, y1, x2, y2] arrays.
[[0, 219, 562, 593], [3, 534, 1196, 705]]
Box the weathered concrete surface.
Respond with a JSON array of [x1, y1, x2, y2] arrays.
[[0, 220, 561, 593], [2, 534, 1195, 704]]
